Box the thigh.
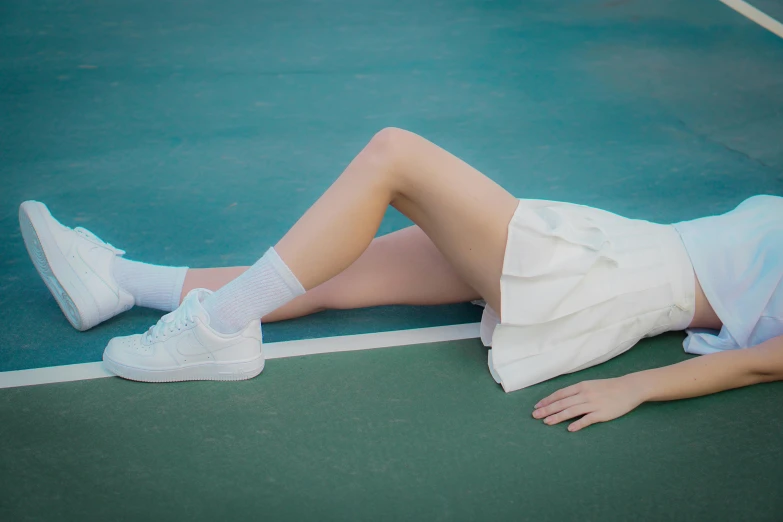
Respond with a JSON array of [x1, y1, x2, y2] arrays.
[[311, 225, 480, 309], [388, 130, 520, 314]]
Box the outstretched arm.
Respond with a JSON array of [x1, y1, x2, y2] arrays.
[[532, 334, 783, 432]]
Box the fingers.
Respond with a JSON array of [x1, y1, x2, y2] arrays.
[[568, 413, 602, 432], [541, 403, 593, 425], [532, 380, 616, 432], [534, 382, 583, 408], [532, 395, 586, 420]]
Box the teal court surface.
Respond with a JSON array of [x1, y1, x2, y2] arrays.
[[1, 0, 782, 520]]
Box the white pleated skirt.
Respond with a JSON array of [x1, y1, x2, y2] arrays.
[[481, 199, 696, 393]]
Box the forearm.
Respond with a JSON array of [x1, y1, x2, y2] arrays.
[[627, 335, 783, 403], [535, 335, 783, 432]]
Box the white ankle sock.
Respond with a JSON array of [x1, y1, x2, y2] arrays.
[[113, 257, 189, 312], [202, 247, 305, 334]]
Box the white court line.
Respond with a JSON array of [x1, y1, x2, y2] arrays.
[[720, 0, 783, 38], [0, 323, 481, 390]]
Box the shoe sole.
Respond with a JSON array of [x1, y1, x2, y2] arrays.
[[19, 201, 90, 331], [102, 353, 266, 383]]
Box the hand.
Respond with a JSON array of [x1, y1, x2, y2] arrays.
[[532, 376, 647, 432]]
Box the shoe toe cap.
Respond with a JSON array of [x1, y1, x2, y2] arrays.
[[104, 334, 151, 363]]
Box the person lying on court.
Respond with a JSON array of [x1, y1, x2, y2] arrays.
[[19, 127, 783, 432]]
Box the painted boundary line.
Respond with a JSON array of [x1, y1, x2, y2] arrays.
[[0, 322, 481, 389], [720, 0, 783, 38]]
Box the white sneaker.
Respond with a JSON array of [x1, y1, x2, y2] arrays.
[[103, 289, 264, 383], [19, 201, 134, 331]]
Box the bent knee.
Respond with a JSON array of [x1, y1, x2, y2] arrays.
[[363, 127, 421, 164]]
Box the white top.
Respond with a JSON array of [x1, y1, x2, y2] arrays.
[[673, 195, 783, 355]]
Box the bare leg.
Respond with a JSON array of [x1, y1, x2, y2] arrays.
[[182, 226, 481, 322], [272, 128, 519, 315]]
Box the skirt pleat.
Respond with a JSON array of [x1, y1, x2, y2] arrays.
[[482, 200, 696, 392]]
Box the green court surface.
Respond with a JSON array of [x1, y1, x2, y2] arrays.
[[1, 0, 782, 519], [2, 335, 782, 521]]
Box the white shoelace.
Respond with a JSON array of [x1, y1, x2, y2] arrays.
[[144, 299, 197, 343], [74, 227, 125, 255]]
